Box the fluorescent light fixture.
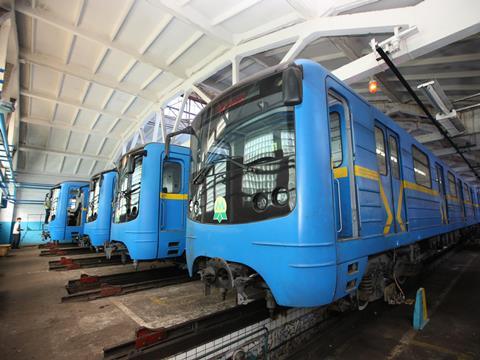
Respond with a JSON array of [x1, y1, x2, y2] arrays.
[[417, 80, 465, 136]]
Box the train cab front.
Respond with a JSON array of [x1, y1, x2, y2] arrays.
[[186, 61, 338, 308], [108, 147, 150, 263]]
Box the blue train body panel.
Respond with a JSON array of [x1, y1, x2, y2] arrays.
[[110, 143, 190, 261], [186, 59, 480, 308], [47, 181, 89, 243], [83, 170, 117, 248]]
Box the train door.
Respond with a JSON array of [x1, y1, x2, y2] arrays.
[[158, 156, 187, 258], [374, 123, 406, 234], [435, 164, 448, 224], [327, 89, 358, 239]]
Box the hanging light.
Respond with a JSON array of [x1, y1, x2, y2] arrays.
[[369, 79, 378, 94]]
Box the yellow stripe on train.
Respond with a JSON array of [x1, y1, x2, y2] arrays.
[[160, 193, 188, 200]]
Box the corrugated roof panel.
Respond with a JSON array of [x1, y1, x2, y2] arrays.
[[109, 119, 131, 135], [45, 153, 64, 173], [76, 158, 94, 175], [61, 156, 78, 174], [30, 65, 62, 96], [78, 0, 129, 39], [124, 97, 150, 116], [82, 82, 113, 109], [114, 1, 170, 52], [25, 151, 48, 172], [96, 48, 136, 82], [34, 22, 69, 61], [47, 128, 69, 150], [145, 18, 200, 65], [68, 36, 104, 72], [99, 138, 116, 157], [59, 74, 89, 101], [24, 123, 49, 147], [104, 90, 135, 113], [92, 114, 116, 133], [121, 61, 159, 89], [73, 109, 98, 129], [66, 132, 88, 153], [29, 98, 56, 120], [52, 104, 78, 124]]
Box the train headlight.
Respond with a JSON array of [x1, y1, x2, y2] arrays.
[[189, 200, 194, 213], [252, 192, 268, 212], [272, 187, 289, 206], [193, 201, 200, 215]]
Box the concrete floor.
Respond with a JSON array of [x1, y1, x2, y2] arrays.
[[0, 246, 479, 360], [0, 247, 234, 360]]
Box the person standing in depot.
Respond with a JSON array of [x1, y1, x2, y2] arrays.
[[11, 217, 23, 249], [44, 192, 51, 224]]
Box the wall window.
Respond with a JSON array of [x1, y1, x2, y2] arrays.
[[448, 172, 457, 196], [329, 111, 342, 168], [388, 136, 400, 179], [162, 162, 182, 194], [374, 126, 387, 175], [412, 146, 431, 188]]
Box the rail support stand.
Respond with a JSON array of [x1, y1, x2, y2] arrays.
[[413, 287, 429, 330]]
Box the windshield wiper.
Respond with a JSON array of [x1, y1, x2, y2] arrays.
[[121, 184, 141, 198], [193, 154, 257, 185]]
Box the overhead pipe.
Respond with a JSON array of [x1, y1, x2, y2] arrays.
[[375, 46, 480, 182]]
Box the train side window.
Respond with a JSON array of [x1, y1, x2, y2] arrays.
[[463, 183, 471, 202], [162, 162, 182, 194], [448, 172, 457, 196], [412, 146, 431, 188], [374, 126, 387, 175], [329, 111, 343, 167], [388, 136, 399, 179]]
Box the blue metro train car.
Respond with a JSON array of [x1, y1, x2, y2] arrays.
[[109, 142, 190, 263], [183, 60, 480, 308], [82, 169, 117, 249], [45, 181, 90, 243]]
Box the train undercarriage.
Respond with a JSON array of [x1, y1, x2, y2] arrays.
[[196, 227, 478, 312]]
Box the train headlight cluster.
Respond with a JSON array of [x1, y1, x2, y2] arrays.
[[252, 187, 289, 212], [273, 187, 289, 206], [189, 200, 200, 215], [252, 193, 268, 212]]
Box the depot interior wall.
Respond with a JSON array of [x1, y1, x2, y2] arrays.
[[12, 187, 48, 245], [0, 200, 14, 243]]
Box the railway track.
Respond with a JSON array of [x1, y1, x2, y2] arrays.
[[102, 242, 467, 360], [38, 242, 77, 249], [40, 247, 95, 257], [62, 267, 192, 302], [49, 254, 131, 271], [103, 300, 270, 360]]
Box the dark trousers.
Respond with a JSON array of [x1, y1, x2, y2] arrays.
[[12, 233, 21, 249]]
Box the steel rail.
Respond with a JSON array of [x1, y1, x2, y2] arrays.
[[49, 254, 132, 271]]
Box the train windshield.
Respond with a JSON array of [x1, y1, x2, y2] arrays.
[[48, 187, 60, 223], [87, 177, 100, 222], [113, 153, 143, 223], [189, 71, 296, 224]]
